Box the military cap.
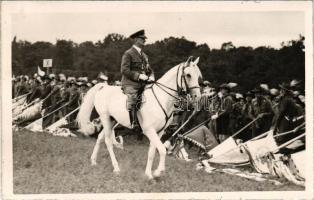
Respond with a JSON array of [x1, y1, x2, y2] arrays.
[[202, 80, 211, 87], [49, 74, 55, 79], [91, 80, 98, 85], [81, 77, 88, 82], [22, 75, 29, 81], [114, 80, 121, 86], [235, 93, 244, 99], [42, 74, 51, 80], [76, 81, 83, 86], [86, 82, 93, 88], [269, 88, 279, 96], [130, 29, 147, 39], [279, 82, 292, 91], [252, 87, 262, 94], [245, 91, 254, 98], [298, 95, 305, 103], [219, 83, 231, 92], [99, 74, 108, 81]]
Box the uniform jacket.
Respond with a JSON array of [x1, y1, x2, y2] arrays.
[[219, 95, 234, 118], [28, 85, 43, 103], [67, 87, 80, 110], [41, 84, 53, 109], [120, 47, 153, 87]]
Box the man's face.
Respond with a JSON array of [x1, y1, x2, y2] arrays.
[[135, 37, 146, 48], [220, 88, 228, 95], [246, 96, 252, 102], [280, 89, 285, 96], [255, 93, 262, 99]]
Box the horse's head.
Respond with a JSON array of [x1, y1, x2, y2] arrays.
[[179, 56, 202, 101]]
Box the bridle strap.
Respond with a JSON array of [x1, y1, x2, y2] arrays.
[[144, 62, 200, 133], [150, 86, 173, 133]]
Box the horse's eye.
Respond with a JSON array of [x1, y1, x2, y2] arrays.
[[186, 74, 191, 78]]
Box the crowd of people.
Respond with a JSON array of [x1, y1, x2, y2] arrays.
[[165, 79, 305, 151], [12, 71, 305, 148], [12, 72, 121, 129]]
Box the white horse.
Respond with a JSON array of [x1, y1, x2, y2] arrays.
[[77, 56, 202, 179]]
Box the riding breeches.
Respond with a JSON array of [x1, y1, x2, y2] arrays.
[[122, 85, 143, 111]]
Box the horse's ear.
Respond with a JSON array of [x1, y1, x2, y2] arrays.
[[186, 56, 194, 64], [193, 57, 200, 65]]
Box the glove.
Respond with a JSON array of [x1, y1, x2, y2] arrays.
[[148, 76, 155, 82], [139, 74, 149, 81]]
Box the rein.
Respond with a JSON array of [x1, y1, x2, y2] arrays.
[[145, 62, 200, 133]]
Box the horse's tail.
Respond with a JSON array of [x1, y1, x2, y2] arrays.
[[77, 83, 105, 136]]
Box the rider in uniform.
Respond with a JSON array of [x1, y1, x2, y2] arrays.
[[120, 29, 154, 129]]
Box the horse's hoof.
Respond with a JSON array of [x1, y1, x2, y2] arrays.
[[153, 170, 165, 178], [91, 159, 97, 166], [113, 169, 121, 175], [145, 173, 154, 180], [114, 143, 124, 150]]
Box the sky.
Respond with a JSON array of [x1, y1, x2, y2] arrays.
[[11, 11, 304, 49]]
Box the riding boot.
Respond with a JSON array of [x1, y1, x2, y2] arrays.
[[129, 109, 139, 129], [128, 110, 135, 129]]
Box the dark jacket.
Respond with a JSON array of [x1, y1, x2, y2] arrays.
[[120, 47, 153, 87]]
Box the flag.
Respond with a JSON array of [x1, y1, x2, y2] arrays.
[[25, 118, 43, 132], [46, 117, 68, 133], [207, 136, 249, 165], [37, 66, 45, 76]]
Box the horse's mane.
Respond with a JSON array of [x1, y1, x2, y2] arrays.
[[157, 61, 202, 83]]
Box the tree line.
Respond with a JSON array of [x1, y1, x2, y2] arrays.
[[12, 34, 305, 92]]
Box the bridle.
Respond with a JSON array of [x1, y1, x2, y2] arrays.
[[147, 61, 201, 133], [150, 61, 200, 99]]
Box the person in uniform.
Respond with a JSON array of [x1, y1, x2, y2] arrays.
[[27, 76, 43, 103], [42, 75, 58, 128], [120, 29, 154, 129], [239, 91, 255, 141], [66, 80, 80, 122], [273, 82, 304, 144], [15, 75, 29, 98], [250, 86, 274, 137], [213, 83, 234, 142], [98, 73, 108, 85], [58, 76, 72, 117]]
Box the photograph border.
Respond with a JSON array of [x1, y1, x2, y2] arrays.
[[1, 1, 313, 199]]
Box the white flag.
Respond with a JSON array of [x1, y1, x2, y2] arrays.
[[25, 118, 43, 132], [38, 66, 45, 76]]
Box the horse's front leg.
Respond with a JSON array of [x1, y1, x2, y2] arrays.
[[144, 129, 167, 178], [145, 143, 156, 180]]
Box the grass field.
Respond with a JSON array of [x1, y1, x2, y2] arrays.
[[13, 130, 304, 194]]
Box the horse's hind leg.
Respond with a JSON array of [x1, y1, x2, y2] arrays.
[[100, 115, 120, 173], [91, 129, 105, 166]]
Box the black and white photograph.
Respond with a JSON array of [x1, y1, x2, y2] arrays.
[[1, 1, 313, 199]]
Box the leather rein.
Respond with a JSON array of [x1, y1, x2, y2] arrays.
[[146, 62, 200, 133]]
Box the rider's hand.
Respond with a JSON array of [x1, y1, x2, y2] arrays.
[[139, 74, 149, 81], [148, 76, 155, 82]]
